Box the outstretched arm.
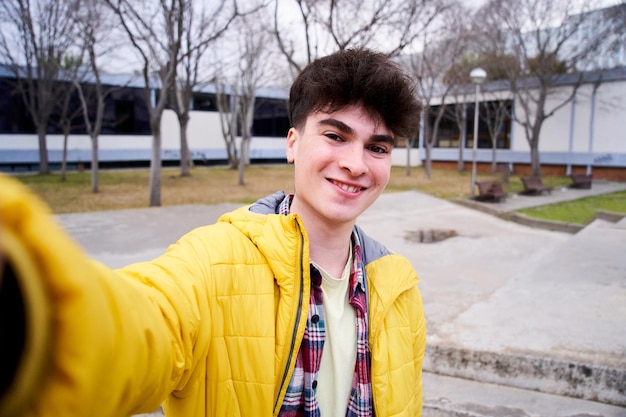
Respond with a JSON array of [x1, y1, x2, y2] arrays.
[[0, 175, 209, 417]]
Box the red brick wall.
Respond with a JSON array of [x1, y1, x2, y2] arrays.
[[428, 161, 626, 181]]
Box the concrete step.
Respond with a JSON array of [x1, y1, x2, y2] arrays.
[[424, 344, 626, 407], [133, 373, 626, 417], [423, 372, 626, 417], [423, 217, 626, 408]]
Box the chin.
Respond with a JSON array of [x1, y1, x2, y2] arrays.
[[325, 207, 365, 224]]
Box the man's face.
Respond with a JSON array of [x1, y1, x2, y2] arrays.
[[286, 105, 394, 230]]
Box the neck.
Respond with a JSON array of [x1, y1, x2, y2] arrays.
[[290, 200, 354, 278], [308, 227, 353, 278]]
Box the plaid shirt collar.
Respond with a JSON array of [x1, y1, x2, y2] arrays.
[[277, 194, 373, 417]]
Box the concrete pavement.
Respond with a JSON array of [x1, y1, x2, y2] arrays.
[[55, 182, 626, 416]]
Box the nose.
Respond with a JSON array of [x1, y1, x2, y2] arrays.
[[338, 144, 368, 176]]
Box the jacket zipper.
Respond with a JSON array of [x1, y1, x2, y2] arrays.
[[273, 221, 306, 415]]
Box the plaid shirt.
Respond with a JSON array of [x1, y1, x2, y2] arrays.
[[277, 195, 373, 417]]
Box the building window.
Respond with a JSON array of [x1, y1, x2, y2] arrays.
[[0, 79, 34, 133], [427, 104, 463, 148], [252, 97, 290, 137], [101, 87, 150, 135], [427, 101, 512, 150], [193, 93, 218, 111], [114, 100, 135, 133]]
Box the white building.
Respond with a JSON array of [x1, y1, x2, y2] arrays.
[[421, 66, 626, 180]]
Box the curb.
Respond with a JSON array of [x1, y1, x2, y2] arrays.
[[422, 372, 626, 417], [423, 344, 626, 407], [596, 209, 626, 223], [452, 198, 583, 234], [503, 212, 584, 233], [452, 198, 623, 234], [451, 198, 503, 217]]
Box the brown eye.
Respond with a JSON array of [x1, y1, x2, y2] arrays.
[[370, 145, 389, 154], [325, 133, 343, 142]]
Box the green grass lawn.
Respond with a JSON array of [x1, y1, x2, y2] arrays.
[[9, 165, 626, 225], [518, 190, 626, 225]]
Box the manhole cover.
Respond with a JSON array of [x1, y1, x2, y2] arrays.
[[405, 229, 458, 243]]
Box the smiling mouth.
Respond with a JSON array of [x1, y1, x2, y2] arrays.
[[329, 179, 365, 193]]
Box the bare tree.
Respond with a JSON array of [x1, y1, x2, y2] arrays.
[[273, 0, 316, 76], [234, 16, 274, 185], [215, 80, 240, 168], [476, 0, 619, 177], [446, 50, 520, 173], [322, 0, 446, 56], [448, 96, 468, 172], [273, 0, 452, 76], [57, 85, 79, 180], [444, 56, 479, 173], [104, 0, 186, 206], [71, 0, 119, 193], [481, 99, 511, 173], [472, 55, 518, 174], [213, 9, 275, 184], [0, 0, 78, 174], [52, 55, 82, 181], [408, 2, 473, 178], [171, 0, 239, 177]]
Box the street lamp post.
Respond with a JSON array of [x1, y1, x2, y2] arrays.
[[470, 67, 487, 198]]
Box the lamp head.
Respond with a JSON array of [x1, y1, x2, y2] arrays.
[[470, 67, 487, 85]]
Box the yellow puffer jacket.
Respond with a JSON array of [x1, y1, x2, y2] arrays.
[[0, 175, 426, 417]]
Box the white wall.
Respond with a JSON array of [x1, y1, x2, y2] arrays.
[[592, 80, 626, 153], [508, 78, 626, 158], [161, 109, 225, 150], [0, 133, 152, 152], [5, 78, 624, 169]]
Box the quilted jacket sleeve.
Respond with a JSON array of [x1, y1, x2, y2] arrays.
[[0, 174, 210, 417]]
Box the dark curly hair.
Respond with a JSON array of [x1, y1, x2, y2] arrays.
[[288, 48, 422, 143]]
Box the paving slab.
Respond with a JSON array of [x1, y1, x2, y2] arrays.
[[54, 188, 626, 411], [423, 372, 626, 417], [55, 203, 242, 268]]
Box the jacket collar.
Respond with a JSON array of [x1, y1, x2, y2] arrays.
[[218, 192, 418, 321], [217, 193, 309, 290]]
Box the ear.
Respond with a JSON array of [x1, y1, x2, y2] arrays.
[[286, 127, 299, 164]]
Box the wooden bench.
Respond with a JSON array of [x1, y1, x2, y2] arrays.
[[569, 173, 592, 189], [520, 177, 553, 195], [475, 180, 506, 202]]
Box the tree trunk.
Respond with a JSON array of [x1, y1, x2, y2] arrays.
[[491, 137, 497, 173], [424, 144, 432, 178], [91, 134, 99, 193], [228, 140, 238, 169], [37, 126, 49, 174], [149, 126, 163, 207], [61, 131, 69, 181], [405, 138, 413, 176], [457, 103, 466, 172], [530, 144, 541, 177], [229, 97, 239, 170], [530, 120, 543, 177], [457, 133, 465, 172], [243, 138, 251, 165], [238, 137, 249, 185], [179, 118, 192, 177]]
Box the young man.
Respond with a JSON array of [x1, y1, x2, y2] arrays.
[[0, 48, 426, 417]]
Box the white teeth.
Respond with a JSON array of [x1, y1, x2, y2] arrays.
[[333, 180, 360, 193]]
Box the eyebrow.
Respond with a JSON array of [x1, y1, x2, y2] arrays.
[[317, 118, 395, 145]]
